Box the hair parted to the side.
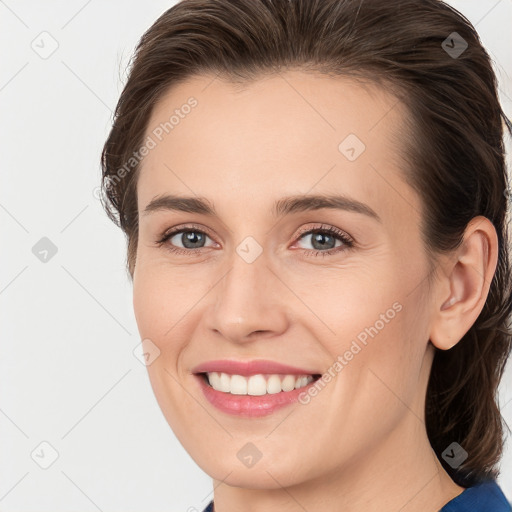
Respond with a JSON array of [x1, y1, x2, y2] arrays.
[[100, 0, 512, 488]]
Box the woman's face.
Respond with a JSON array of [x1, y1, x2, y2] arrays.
[[133, 71, 438, 488]]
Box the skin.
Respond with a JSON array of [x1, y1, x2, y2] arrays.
[[132, 71, 498, 512]]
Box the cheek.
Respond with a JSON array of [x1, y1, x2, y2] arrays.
[[132, 268, 196, 425], [132, 262, 210, 381], [314, 296, 429, 459], [132, 266, 184, 353], [133, 270, 162, 337], [343, 282, 431, 415], [317, 257, 430, 402]]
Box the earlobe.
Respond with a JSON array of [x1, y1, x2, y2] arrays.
[[433, 285, 463, 350], [431, 288, 463, 351]]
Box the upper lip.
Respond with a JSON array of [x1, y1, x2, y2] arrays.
[[191, 359, 321, 376]]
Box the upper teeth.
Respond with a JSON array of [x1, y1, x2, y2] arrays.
[[206, 372, 314, 395]]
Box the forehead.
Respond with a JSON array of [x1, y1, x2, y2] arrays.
[[138, 70, 418, 225]]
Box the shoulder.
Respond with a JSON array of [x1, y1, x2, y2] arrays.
[[440, 479, 511, 512]]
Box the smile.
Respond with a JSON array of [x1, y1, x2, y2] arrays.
[[194, 372, 322, 417], [203, 372, 318, 395]]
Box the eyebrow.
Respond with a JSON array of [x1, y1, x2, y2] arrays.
[[142, 193, 381, 222]]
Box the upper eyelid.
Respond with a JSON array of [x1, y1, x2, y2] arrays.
[[161, 223, 216, 241], [295, 224, 351, 239]]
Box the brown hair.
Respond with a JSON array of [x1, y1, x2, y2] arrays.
[[100, 0, 512, 487]]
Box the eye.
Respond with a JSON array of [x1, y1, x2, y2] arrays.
[[293, 224, 354, 257], [155, 224, 216, 256]]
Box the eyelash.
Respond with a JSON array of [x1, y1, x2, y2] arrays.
[[155, 223, 354, 258]]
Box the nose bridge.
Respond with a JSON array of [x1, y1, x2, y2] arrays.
[[206, 242, 287, 341]]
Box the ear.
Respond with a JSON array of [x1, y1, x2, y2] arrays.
[[429, 216, 499, 351]]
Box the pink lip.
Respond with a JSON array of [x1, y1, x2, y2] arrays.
[[193, 373, 320, 418], [191, 359, 319, 376]]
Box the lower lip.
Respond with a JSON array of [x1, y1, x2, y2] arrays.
[[194, 374, 319, 418]]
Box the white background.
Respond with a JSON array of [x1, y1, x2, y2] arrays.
[[1, 0, 511, 510]]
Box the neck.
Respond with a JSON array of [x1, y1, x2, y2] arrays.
[[211, 416, 464, 512]]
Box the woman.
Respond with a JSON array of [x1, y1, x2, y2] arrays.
[[100, 0, 512, 510]]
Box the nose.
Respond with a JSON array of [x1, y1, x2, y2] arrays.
[[203, 249, 289, 344]]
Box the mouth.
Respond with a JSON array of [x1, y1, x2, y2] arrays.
[[196, 371, 322, 396]]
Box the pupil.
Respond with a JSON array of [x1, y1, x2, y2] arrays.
[[183, 231, 204, 248], [312, 232, 334, 250]]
